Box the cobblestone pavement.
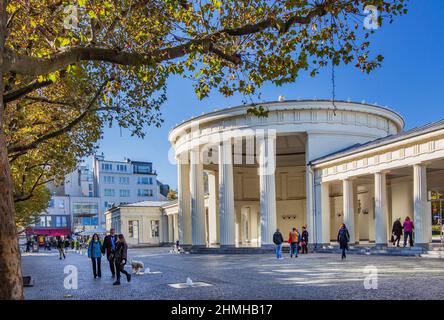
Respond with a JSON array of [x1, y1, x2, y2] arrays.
[[22, 248, 444, 300]]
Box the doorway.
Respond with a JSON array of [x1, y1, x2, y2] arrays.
[[431, 200, 444, 243], [430, 191, 444, 243]]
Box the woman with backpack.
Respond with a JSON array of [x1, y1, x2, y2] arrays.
[[88, 233, 103, 279], [113, 234, 131, 285], [337, 223, 350, 260]]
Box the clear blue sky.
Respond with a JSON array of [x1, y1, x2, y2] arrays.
[[95, 1, 444, 189]]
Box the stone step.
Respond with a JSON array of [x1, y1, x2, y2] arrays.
[[188, 245, 430, 256], [429, 246, 444, 251], [420, 251, 444, 258]]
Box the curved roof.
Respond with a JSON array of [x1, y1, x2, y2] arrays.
[[168, 99, 405, 144]]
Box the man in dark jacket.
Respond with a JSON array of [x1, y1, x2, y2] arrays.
[[57, 236, 66, 260], [101, 228, 118, 278], [273, 229, 284, 259], [392, 218, 403, 247], [337, 224, 350, 260], [301, 226, 309, 254]]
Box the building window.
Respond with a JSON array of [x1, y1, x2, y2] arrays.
[[151, 220, 159, 237], [129, 220, 139, 239], [55, 216, 68, 228], [119, 176, 130, 184], [88, 184, 93, 191], [137, 177, 151, 185], [133, 163, 152, 174], [117, 164, 127, 172], [104, 189, 115, 197], [104, 201, 110, 209], [137, 189, 153, 197], [73, 203, 99, 216], [119, 189, 130, 197], [45, 216, 52, 227], [101, 163, 113, 171], [58, 199, 65, 209], [104, 176, 115, 184], [49, 198, 54, 208], [89, 192, 93, 197]]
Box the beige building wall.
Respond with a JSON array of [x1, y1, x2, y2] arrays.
[[106, 206, 166, 246], [390, 179, 414, 226]]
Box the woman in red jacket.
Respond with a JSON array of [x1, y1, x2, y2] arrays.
[[403, 217, 414, 247]]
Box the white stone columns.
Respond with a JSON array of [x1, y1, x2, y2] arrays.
[[306, 167, 315, 244], [207, 170, 219, 246], [177, 153, 192, 246], [258, 134, 277, 246], [374, 172, 389, 246], [167, 215, 174, 243], [353, 183, 360, 243], [321, 182, 331, 245], [413, 164, 430, 246], [173, 214, 179, 241], [219, 140, 236, 246], [189, 147, 206, 247], [342, 179, 356, 244]]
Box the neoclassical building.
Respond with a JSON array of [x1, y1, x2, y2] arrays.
[[167, 100, 444, 249]]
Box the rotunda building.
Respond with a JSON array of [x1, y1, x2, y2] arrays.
[[168, 99, 433, 249]]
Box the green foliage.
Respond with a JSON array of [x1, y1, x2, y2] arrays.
[[3, 0, 408, 225], [5, 0, 408, 112], [167, 189, 178, 200], [14, 185, 50, 228]]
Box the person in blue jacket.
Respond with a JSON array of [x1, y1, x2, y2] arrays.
[[88, 233, 103, 279]]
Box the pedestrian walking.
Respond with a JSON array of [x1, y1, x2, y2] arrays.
[[102, 228, 118, 278], [403, 217, 414, 247], [337, 223, 350, 260], [57, 236, 66, 260], [64, 238, 70, 252], [273, 229, 284, 259], [301, 226, 309, 254], [44, 237, 51, 251], [25, 238, 31, 253], [288, 228, 299, 258], [88, 233, 103, 279], [113, 234, 131, 285], [392, 218, 403, 247]]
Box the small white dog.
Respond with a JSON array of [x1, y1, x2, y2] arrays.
[[130, 260, 145, 275]]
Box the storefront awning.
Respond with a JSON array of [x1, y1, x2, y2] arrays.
[[26, 227, 71, 237]]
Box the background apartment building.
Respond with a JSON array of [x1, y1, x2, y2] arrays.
[[93, 154, 169, 227], [28, 154, 169, 237]]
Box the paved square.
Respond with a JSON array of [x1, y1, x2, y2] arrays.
[[22, 248, 444, 300]]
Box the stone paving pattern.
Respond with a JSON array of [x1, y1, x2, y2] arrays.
[[22, 248, 444, 300]]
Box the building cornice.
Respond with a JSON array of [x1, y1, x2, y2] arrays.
[[168, 100, 404, 145]]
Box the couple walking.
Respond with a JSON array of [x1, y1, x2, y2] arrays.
[[273, 226, 309, 259], [391, 217, 414, 247], [88, 229, 131, 285]]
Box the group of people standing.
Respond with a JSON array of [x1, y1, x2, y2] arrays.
[[87, 228, 132, 285], [272, 216, 417, 262], [272, 223, 351, 261], [391, 216, 415, 247], [273, 226, 309, 259]]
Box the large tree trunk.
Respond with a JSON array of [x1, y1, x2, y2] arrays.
[[0, 0, 24, 300], [0, 133, 23, 300]]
